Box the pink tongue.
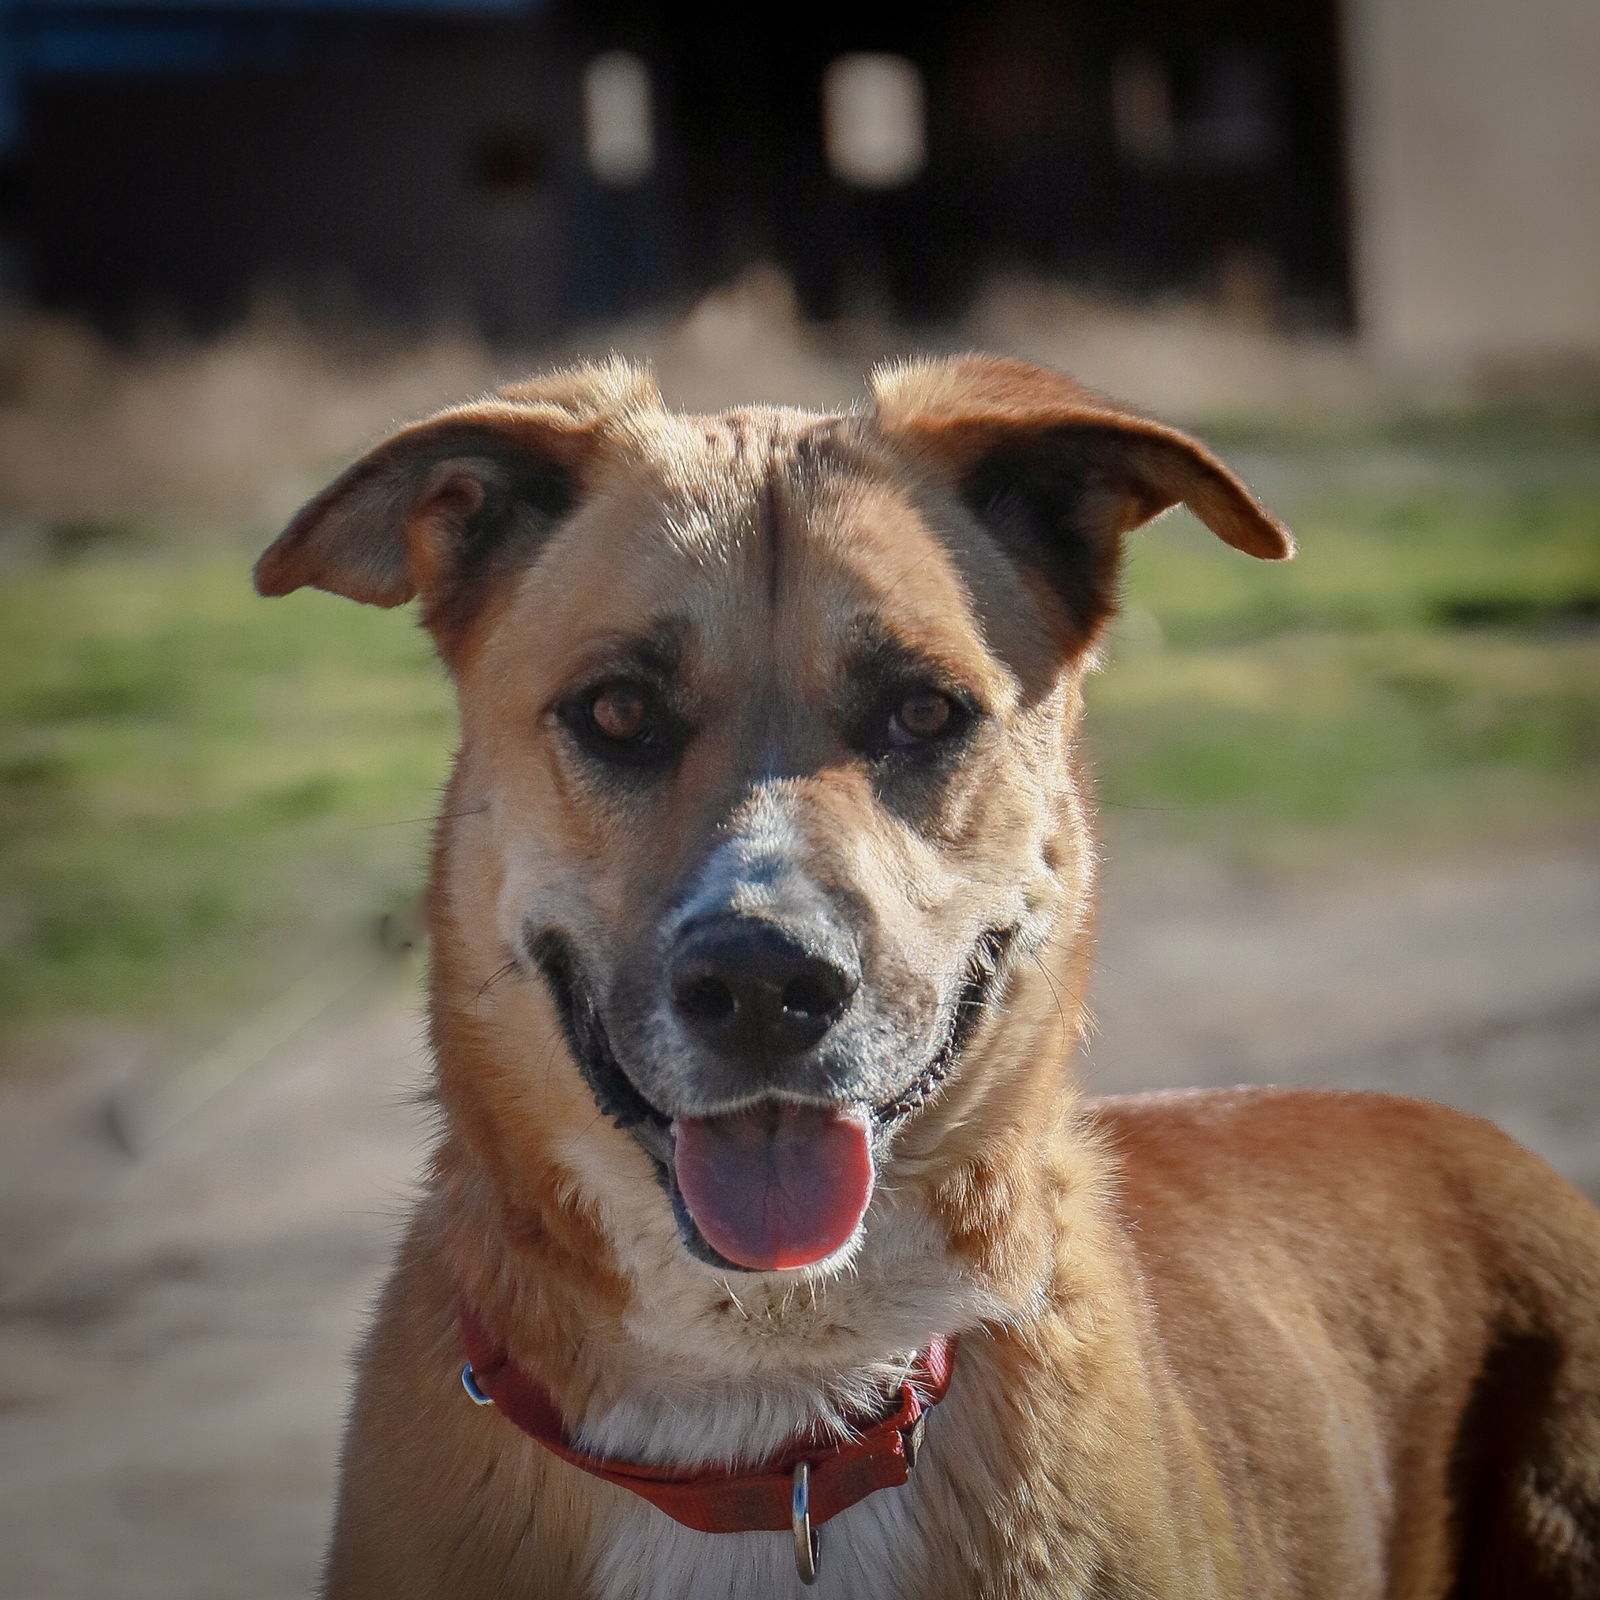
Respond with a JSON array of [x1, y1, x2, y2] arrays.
[[672, 1105, 874, 1272]]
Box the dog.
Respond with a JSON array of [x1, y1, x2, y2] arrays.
[[256, 356, 1600, 1599]]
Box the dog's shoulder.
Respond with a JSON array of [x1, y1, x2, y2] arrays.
[[1090, 1084, 1581, 1223], [1088, 1085, 1600, 1339]]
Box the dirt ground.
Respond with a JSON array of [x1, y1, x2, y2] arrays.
[[1, 836, 1597, 1600]]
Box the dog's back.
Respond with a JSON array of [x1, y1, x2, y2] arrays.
[[1100, 1087, 1600, 1598]]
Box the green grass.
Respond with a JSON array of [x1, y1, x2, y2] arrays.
[[1091, 441, 1600, 846], [0, 558, 452, 1041], [2, 428, 1598, 1041]]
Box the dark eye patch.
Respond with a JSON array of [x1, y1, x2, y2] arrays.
[[841, 623, 985, 765], [559, 679, 684, 770], [551, 624, 690, 778]]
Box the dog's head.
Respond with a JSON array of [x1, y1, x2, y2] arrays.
[[257, 356, 1289, 1282]]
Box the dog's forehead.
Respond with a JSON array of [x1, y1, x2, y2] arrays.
[[475, 403, 1010, 697], [629, 402, 835, 487]]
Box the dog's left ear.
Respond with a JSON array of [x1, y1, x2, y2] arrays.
[[254, 359, 660, 623], [871, 355, 1292, 644]]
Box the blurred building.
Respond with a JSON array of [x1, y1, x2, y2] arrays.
[[0, 0, 1595, 370], [1343, 0, 1600, 370]]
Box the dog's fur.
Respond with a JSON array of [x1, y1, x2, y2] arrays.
[[257, 356, 1600, 1599]]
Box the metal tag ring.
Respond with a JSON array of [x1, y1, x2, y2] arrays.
[[791, 1460, 821, 1584]]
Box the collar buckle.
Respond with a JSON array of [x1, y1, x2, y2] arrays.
[[904, 1411, 928, 1471], [791, 1460, 821, 1584]]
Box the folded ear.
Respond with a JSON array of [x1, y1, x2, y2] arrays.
[[871, 355, 1292, 644], [254, 360, 660, 617]]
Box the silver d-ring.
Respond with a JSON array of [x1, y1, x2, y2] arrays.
[[791, 1461, 821, 1585], [460, 1364, 494, 1406]]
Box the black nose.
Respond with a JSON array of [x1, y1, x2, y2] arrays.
[[669, 918, 858, 1061]]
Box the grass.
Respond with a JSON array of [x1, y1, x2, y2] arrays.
[[0, 558, 452, 1044], [2, 423, 1597, 1044], [1092, 445, 1600, 846]]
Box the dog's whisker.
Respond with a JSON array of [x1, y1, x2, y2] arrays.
[[354, 802, 489, 830], [473, 959, 519, 1008], [1027, 950, 1073, 1059]]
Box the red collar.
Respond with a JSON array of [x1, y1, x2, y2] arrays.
[[458, 1302, 957, 1536]]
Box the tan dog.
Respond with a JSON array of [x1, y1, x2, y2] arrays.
[[257, 357, 1600, 1599]]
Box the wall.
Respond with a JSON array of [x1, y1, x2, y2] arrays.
[[1344, 0, 1600, 369]]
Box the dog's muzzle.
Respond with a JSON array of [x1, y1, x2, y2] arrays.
[[523, 922, 1015, 1273]]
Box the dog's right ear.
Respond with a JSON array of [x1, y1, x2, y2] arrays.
[[870, 355, 1292, 650], [254, 360, 659, 613]]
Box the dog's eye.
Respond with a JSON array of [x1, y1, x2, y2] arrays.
[[560, 680, 679, 768], [890, 689, 955, 743], [590, 683, 651, 743], [879, 687, 973, 754]]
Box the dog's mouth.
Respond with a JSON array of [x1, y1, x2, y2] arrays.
[[526, 926, 1014, 1274]]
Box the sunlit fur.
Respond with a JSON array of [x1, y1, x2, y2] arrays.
[[256, 358, 1600, 1600]]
